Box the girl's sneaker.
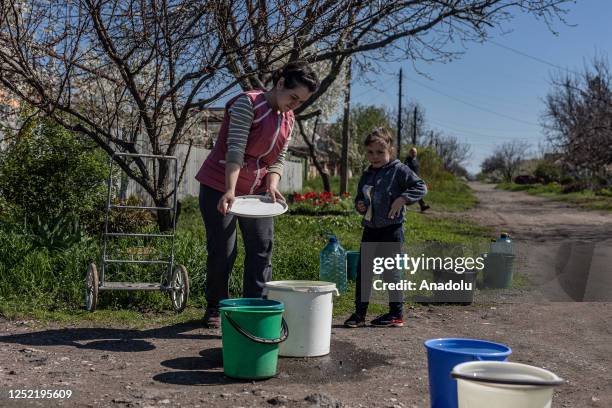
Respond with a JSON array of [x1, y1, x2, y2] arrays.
[[344, 313, 366, 328], [370, 313, 404, 327]]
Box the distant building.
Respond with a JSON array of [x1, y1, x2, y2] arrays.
[[187, 107, 225, 148], [288, 122, 351, 179]]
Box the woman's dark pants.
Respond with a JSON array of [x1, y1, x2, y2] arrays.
[[199, 185, 273, 309]]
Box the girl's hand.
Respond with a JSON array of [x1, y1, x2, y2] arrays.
[[388, 197, 407, 218], [356, 200, 367, 214], [217, 191, 235, 215]]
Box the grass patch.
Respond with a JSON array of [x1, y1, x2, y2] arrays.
[[1, 208, 491, 323], [303, 175, 476, 212], [497, 182, 612, 211], [0, 174, 485, 324]]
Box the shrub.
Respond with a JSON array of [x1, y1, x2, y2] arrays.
[[534, 160, 562, 184], [87, 195, 155, 234], [31, 212, 89, 251], [562, 181, 589, 194], [0, 118, 110, 229]]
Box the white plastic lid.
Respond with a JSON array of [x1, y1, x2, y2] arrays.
[[264, 280, 338, 293], [228, 195, 288, 218], [452, 361, 564, 387]]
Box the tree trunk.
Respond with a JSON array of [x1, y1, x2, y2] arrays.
[[340, 54, 352, 195], [298, 116, 331, 192]]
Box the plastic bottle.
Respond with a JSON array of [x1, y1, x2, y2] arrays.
[[491, 232, 513, 255], [319, 235, 347, 294]]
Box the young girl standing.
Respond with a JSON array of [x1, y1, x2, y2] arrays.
[[344, 127, 427, 328]]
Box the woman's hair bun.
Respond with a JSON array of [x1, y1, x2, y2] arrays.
[[272, 60, 319, 93]]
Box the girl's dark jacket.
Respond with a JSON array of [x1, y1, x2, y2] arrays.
[[355, 159, 427, 228]]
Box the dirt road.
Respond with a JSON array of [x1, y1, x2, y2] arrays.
[[1, 183, 611, 408]]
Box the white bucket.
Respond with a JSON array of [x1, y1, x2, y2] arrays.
[[264, 280, 338, 357], [451, 361, 564, 408]]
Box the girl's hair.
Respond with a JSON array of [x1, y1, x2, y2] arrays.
[[364, 127, 395, 153], [271, 60, 320, 93]]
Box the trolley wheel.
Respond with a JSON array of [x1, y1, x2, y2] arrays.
[[170, 264, 189, 313], [85, 263, 99, 312]]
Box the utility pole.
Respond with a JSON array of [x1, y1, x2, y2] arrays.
[[412, 105, 418, 146], [340, 48, 352, 194], [396, 69, 403, 160]]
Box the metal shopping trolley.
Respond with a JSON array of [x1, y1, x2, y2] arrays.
[[85, 153, 189, 312]]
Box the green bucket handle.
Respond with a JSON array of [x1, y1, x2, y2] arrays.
[[223, 311, 289, 344]]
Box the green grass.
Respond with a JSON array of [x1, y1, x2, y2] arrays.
[[0, 176, 488, 325], [497, 182, 612, 211], [303, 175, 476, 212]]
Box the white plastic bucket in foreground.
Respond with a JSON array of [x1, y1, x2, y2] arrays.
[[451, 361, 564, 408], [264, 280, 338, 357]]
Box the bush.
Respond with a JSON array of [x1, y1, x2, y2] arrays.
[[90, 196, 155, 234], [31, 212, 89, 251], [534, 160, 562, 184], [0, 118, 110, 230], [562, 181, 589, 194]]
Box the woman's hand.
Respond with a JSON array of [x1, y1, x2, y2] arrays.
[[217, 191, 235, 215], [356, 200, 367, 214], [388, 197, 407, 218], [265, 173, 285, 203]]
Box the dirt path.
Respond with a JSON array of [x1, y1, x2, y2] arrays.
[[460, 182, 612, 302], [1, 183, 611, 408]]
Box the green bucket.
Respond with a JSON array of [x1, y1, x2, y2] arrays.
[[346, 251, 360, 281], [219, 298, 288, 380]]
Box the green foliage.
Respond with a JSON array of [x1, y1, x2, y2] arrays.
[[287, 191, 353, 215], [303, 146, 475, 212], [534, 160, 562, 184], [0, 118, 109, 229], [0, 205, 491, 313], [416, 146, 450, 183], [303, 175, 360, 195], [31, 213, 89, 251], [327, 104, 394, 173], [102, 196, 155, 233], [497, 182, 612, 212]]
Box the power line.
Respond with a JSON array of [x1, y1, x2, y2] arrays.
[[427, 118, 541, 141], [406, 77, 541, 127], [418, 77, 539, 116], [489, 40, 581, 76]]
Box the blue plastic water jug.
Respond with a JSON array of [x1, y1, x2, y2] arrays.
[[319, 235, 347, 294]]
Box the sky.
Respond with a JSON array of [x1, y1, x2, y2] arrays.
[[349, 1, 612, 174]]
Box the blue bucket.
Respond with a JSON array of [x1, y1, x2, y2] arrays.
[[424, 338, 512, 408]]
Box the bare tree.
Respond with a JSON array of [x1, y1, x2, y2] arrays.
[[481, 140, 530, 182], [425, 131, 472, 175], [543, 57, 612, 178], [0, 0, 573, 229]]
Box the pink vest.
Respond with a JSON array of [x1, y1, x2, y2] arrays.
[[195, 90, 295, 195]]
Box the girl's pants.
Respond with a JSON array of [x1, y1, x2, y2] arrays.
[[356, 223, 405, 316], [199, 184, 273, 308]]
